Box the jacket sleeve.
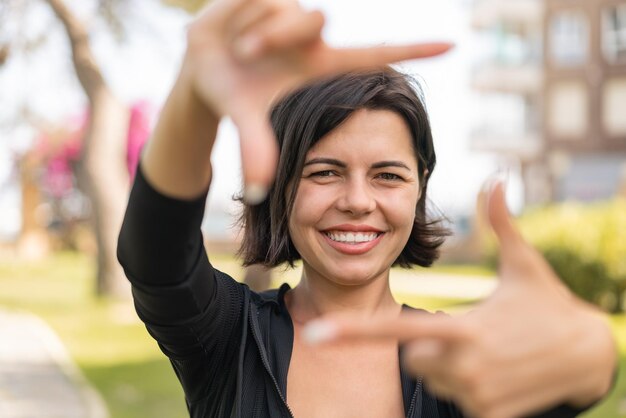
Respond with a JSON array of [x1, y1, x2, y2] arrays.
[[117, 164, 245, 403]]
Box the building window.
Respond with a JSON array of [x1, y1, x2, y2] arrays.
[[603, 77, 626, 136], [548, 11, 589, 66], [491, 23, 542, 66], [602, 5, 626, 64], [547, 80, 588, 139]]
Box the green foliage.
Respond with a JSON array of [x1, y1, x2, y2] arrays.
[[516, 199, 626, 313]]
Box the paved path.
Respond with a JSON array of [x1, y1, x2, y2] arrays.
[[0, 310, 108, 418]]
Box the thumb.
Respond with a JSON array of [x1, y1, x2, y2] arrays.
[[481, 178, 564, 288], [478, 177, 529, 281], [231, 105, 279, 205], [483, 179, 523, 254]]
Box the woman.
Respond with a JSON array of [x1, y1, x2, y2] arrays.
[[117, 0, 616, 417]]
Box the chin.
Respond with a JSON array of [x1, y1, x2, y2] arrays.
[[324, 263, 388, 287]]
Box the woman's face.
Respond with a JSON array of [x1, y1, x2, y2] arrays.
[[288, 108, 421, 287]]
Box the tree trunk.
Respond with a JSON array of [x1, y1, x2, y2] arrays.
[[80, 90, 130, 297], [17, 155, 51, 260], [45, 0, 130, 298]]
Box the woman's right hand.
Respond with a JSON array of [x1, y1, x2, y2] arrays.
[[180, 0, 452, 202]]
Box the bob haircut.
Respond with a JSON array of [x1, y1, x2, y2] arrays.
[[238, 67, 448, 268]]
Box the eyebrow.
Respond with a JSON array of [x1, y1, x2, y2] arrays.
[[371, 161, 412, 171], [303, 158, 346, 168], [303, 158, 412, 171]]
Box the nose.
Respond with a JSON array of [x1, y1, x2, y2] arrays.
[[336, 177, 376, 216]]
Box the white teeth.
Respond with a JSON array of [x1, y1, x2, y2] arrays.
[[326, 231, 379, 244]]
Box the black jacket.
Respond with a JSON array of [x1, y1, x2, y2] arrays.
[[117, 167, 585, 417]]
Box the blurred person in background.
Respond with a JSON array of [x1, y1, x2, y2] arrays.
[[117, 0, 617, 417]]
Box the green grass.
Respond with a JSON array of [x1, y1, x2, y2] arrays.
[[0, 252, 624, 417], [0, 252, 187, 418]]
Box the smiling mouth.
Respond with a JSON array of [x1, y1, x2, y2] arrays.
[[323, 231, 382, 244]]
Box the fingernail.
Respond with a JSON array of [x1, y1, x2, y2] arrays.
[[235, 35, 262, 59], [243, 183, 268, 205], [495, 169, 510, 188], [481, 169, 509, 194], [303, 320, 338, 345]]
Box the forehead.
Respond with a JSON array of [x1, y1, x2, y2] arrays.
[[307, 109, 417, 163]]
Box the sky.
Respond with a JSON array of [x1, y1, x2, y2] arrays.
[[0, 0, 519, 240]]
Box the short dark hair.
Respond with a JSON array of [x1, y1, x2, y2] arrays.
[[238, 67, 449, 268]]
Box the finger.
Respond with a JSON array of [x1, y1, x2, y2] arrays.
[[321, 42, 454, 75], [189, 0, 251, 45], [484, 179, 522, 252], [422, 378, 458, 401], [402, 339, 447, 376], [481, 179, 564, 285], [471, 334, 603, 418], [235, 10, 325, 60], [228, 0, 287, 44], [196, 0, 249, 26], [303, 312, 473, 345], [476, 381, 576, 418], [231, 105, 279, 204], [478, 177, 526, 269]]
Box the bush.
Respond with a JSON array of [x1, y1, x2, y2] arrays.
[[513, 198, 626, 313]]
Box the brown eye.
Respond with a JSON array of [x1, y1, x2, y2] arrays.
[[377, 173, 402, 181], [311, 170, 336, 178]]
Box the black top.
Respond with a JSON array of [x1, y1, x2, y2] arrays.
[[117, 166, 586, 418]]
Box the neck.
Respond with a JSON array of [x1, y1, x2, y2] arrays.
[[286, 266, 400, 325]]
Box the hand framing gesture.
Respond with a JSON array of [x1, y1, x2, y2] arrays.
[[181, 0, 451, 202], [305, 181, 617, 418]]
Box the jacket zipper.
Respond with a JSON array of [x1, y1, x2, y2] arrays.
[[249, 307, 295, 418], [406, 376, 423, 417]]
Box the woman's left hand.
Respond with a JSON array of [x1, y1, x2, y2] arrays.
[[304, 180, 617, 418]]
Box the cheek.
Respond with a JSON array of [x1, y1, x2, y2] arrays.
[[379, 189, 419, 227], [289, 184, 328, 244]]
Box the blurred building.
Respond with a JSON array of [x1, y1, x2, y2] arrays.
[[471, 0, 626, 205]]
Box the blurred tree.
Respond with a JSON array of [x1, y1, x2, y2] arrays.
[[0, 0, 140, 297], [0, 0, 201, 297], [44, 0, 131, 298]]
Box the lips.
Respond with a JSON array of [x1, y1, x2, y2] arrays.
[[324, 231, 380, 244], [320, 224, 385, 255]]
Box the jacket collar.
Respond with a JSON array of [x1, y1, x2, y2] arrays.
[[250, 283, 424, 417]]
